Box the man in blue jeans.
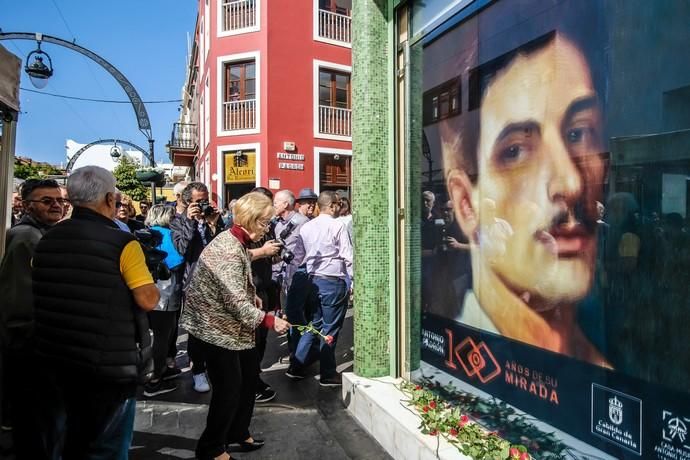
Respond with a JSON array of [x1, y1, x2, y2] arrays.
[[32, 167, 159, 459], [286, 191, 353, 386]]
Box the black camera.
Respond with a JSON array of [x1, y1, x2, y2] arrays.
[[133, 229, 171, 281], [196, 200, 215, 216], [276, 220, 297, 264]]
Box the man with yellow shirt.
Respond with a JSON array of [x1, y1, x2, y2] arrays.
[[31, 166, 159, 459]]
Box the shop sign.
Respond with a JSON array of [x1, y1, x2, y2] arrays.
[[224, 151, 256, 183], [277, 152, 305, 161], [278, 162, 304, 170]]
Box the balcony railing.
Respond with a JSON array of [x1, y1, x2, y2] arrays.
[[223, 99, 256, 131], [318, 8, 351, 44], [222, 0, 257, 32], [169, 123, 198, 150], [319, 105, 351, 137]]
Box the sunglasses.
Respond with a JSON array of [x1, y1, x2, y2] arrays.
[[25, 198, 69, 206], [115, 201, 123, 208]]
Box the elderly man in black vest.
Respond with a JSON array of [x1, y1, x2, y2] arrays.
[[32, 166, 159, 459]]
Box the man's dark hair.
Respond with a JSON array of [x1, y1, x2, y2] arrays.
[[251, 187, 273, 199], [181, 182, 208, 205], [20, 179, 60, 201]]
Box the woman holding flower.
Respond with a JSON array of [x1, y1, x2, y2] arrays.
[[180, 192, 290, 460]]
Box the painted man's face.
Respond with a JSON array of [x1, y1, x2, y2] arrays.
[[472, 36, 605, 304]]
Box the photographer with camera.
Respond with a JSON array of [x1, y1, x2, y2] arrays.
[[272, 190, 311, 362], [170, 182, 226, 393]]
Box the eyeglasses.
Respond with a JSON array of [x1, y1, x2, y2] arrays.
[[257, 219, 271, 229], [25, 198, 69, 206], [115, 201, 123, 208]]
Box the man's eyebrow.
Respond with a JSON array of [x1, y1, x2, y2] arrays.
[[563, 94, 598, 122], [495, 120, 541, 144]]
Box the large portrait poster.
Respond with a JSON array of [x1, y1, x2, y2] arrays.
[[415, 1, 690, 458]]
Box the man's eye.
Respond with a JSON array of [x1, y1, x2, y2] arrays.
[[498, 144, 526, 164], [566, 126, 595, 145]]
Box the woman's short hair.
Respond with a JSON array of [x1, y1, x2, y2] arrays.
[[233, 192, 273, 233], [67, 166, 116, 207], [145, 204, 175, 228]]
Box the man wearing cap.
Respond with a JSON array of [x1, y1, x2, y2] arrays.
[[295, 188, 318, 220]]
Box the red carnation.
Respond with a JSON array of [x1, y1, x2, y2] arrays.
[[449, 428, 458, 436], [324, 335, 334, 345], [429, 400, 437, 409], [422, 405, 429, 413], [415, 385, 422, 390], [429, 429, 438, 436], [509, 447, 520, 458], [458, 415, 469, 426], [519, 453, 530, 460]]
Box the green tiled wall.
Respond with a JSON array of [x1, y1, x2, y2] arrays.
[[352, 0, 392, 378], [405, 43, 423, 372]]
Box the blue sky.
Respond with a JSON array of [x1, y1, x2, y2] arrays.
[[2, 0, 197, 166]]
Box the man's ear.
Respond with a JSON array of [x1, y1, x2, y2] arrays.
[[447, 168, 478, 242]]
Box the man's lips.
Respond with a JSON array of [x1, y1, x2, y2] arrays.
[[535, 224, 592, 257]]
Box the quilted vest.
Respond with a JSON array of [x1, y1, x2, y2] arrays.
[[32, 207, 144, 383]]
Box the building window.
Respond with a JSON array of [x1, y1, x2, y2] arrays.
[[223, 60, 256, 131], [316, 0, 352, 45], [319, 152, 352, 193], [423, 77, 461, 125], [221, 0, 257, 34], [318, 68, 351, 137]]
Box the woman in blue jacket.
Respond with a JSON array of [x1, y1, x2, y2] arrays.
[[143, 204, 185, 397]]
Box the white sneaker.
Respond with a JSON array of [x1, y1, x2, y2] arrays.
[[193, 372, 211, 393]]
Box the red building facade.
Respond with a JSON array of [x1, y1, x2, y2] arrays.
[[169, 0, 352, 208]]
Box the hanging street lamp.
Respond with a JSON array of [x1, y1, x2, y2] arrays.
[[24, 35, 53, 89]]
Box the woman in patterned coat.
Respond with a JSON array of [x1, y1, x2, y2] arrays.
[[181, 192, 290, 460]]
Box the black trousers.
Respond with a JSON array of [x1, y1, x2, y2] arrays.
[[193, 337, 259, 459], [148, 310, 178, 379]]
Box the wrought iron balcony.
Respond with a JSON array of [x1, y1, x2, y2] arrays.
[[222, 0, 257, 33], [319, 105, 351, 137], [169, 123, 198, 151], [318, 8, 351, 44], [223, 98, 256, 131]]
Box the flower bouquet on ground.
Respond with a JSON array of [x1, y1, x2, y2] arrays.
[[293, 322, 334, 345], [399, 381, 531, 460]]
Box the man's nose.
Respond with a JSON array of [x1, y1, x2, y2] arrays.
[[545, 129, 583, 205]]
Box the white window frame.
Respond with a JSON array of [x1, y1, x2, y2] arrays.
[[312, 0, 352, 48], [216, 142, 261, 209], [217, 0, 261, 38], [200, 17, 206, 70], [313, 59, 352, 141], [217, 51, 261, 137], [313, 146, 352, 194], [204, 0, 210, 60], [204, 76, 211, 148]]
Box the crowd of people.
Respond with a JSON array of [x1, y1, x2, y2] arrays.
[[0, 166, 354, 460]]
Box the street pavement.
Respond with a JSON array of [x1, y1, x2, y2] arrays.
[[130, 306, 392, 460], [0, 307, 391, 460]]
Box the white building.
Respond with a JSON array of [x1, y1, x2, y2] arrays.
[[65, 139, 146, 172]]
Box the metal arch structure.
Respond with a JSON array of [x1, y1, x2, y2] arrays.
[[0, 31, 155, 166], [66, 139, 148, 172]]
